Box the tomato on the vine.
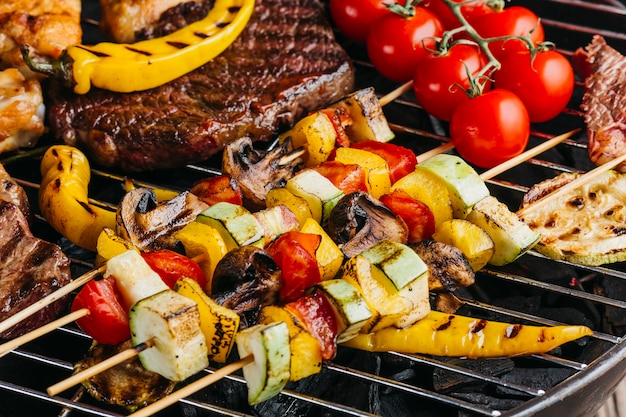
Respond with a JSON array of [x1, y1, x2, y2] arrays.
[[422, 0, 494, 30], [329, 0, 392, 43], [493, 49, 575, 123], [367, 6, 444, 82], [470, 6, 544, 60], [449, 89, 530, 168], [413, 43, 490, 121]]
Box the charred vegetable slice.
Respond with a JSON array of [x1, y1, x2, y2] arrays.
[[236, 322, 291, 405], [342, 310, 593, 358], [466, 196, 540, 266], [197, 202, 265, 250], [285, 169, 344, 226], [129, 290, 208, 382]]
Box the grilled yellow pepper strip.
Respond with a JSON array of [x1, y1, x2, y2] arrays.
[[22, 0, 254, 94], [39, 145, 116, 252], [342, 311, 593, 358]]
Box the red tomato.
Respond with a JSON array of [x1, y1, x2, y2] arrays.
[[470, 6, 544, 60], [493, 49, 575, 123], [367, 7, 444, 82], [422, 0, 494, 30], [413, 43, 490, 121], [71, 277, 130, 345], [350, 141, 418, 183], [190, 174, 243, 206], [329, 0, 392, 43], [286, 288, 339, 360], [309, 161, 368, 194], [450, 89, 530, 168], [267, 231, 322, 303], [380, 189, 436, 242], [141, 249, 206, 289]]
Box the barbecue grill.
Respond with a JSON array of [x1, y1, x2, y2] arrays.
[[1, 0, 626, 416]]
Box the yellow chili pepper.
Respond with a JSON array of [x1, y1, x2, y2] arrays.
[[39, 145, 117, 252], [22, 0, 254, 94], [342, 310, 593, 358]]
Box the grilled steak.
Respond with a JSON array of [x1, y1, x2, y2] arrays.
[[0, 201, 71, 339], [582, 35, 626, 172], [47, 0, 355, 172], [0, 162, 29, 219]]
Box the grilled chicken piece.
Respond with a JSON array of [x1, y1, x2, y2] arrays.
[[582, 35, 626, 173], [0, 0, 81, 69], [519, 170, 626, 266], [76, 340, 176, 410], [0, 161, 29, 218], [409, 240, 475, 292], [0, 201, 71, 339], [0, 68, 45, 154], [98, 0, 190, 43]]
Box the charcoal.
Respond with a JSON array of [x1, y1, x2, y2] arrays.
[[451, 392, 524, 411], [432, 358, 515, 393], [496, 367, 575, 397]]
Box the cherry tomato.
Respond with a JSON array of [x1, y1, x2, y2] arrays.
[[470, 6, 544, 60], [267, 231, 322, 303], [422, 0, 494, 30], [308, 161, 368, 194], [450, 89, 530, 168], [413, 43, 490, 121], [380, 189, 435, 242], [493, 49, 575, 123], [286, 288, 339, 360], [71, 277, 130, 345], [329, 0, 392, 43], [141, 249, 207, 289], [190, 174, 243, 206], [367, 7, 444, 82], [350, 141, 418, 183]]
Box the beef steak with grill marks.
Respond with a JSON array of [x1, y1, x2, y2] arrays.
[[47, 0, 355, 172]]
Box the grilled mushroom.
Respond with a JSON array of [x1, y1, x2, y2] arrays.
[[116, 188, 208, 251], [212, 246, 282, 328], [76, 340, 176, 411], [326, 191, 408, 258], [222, 136, 304, 211], [409, 240, 475, 292]]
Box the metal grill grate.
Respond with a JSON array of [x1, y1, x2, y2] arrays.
[[1, 0, 626, 416]]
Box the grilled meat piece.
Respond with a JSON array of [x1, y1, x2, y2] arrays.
[[0, 201, 71, 339], [0, 68, 45, 154], [47, 0, 355, 172], [0, 161, 29, 219], [76, 340, 176, 410], [582, 35, 626, 173], [0, 0, 81, 69]]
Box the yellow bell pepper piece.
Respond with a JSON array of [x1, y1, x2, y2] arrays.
[[333, 147, 391, 198], [95, 227, 139, 266], [265, 187, 313, 228], [342, 310, 593, 358], [300, 217, 344, 281], [23, 0, 254, 94], [124, 179, 180, 202], [279, 112, 338, 167], [175, 277, 239, 363], [39, 145, 117, 252], [175, 221, 228, 294]]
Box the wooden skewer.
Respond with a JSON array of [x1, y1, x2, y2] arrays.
[[127, 354, 254, 417], [0, 308, 89, 358], [516, 151, 626, 219], [480, 128, 580, 181], [47, 337, 156, 396], [0, 265, 105, 336], [379, 81, 413, 107], [416, 142, 455, 162]]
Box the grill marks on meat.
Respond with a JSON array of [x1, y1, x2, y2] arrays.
[[0, 201, 71, 339], [48, 0, 355, 172], [582, 35, 626, 172]]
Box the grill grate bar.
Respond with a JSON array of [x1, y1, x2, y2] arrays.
[[327, 363, 502, 417], [391, 353, 545, 396]]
